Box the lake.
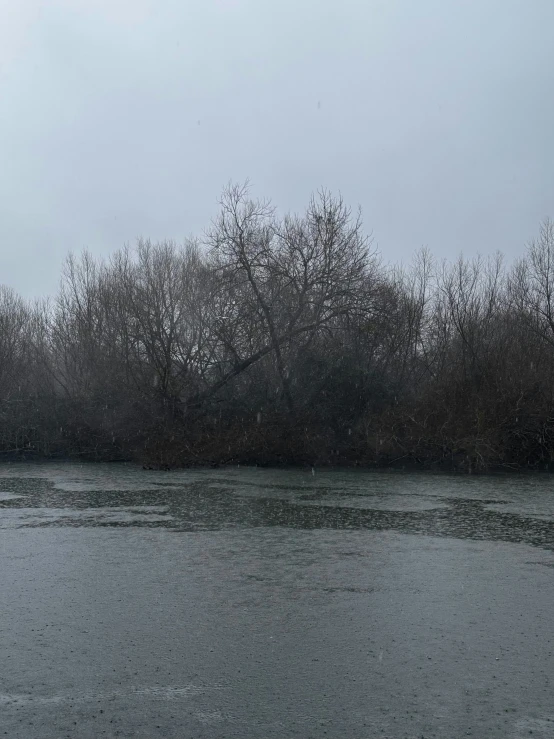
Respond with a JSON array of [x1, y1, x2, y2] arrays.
[[1, 463, 554, 738]]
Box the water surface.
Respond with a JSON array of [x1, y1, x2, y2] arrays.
[[1, 464, 554, 738]]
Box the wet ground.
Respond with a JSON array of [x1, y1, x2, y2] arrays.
[[1, 463, 554, 738]]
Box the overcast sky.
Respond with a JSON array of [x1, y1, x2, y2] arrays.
[[1, 0, 553, 298]]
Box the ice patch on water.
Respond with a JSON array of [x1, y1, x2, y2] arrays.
[[0, 683, 223, 707], [0, 492, 24, 501], [0, 506, 173, 528], [511, 717, 554, 738]]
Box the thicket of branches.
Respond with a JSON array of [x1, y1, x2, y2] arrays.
[[2, 185, 554, 471]]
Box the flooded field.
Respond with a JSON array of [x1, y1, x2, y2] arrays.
[[1, 463, 554, 738]]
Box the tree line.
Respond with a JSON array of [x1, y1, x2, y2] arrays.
[[2, 184, 554, 471]]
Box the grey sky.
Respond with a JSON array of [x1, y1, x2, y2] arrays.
[[1, 0, 553, 298]]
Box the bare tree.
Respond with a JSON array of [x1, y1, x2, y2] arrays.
[[206, 183, 379, 412]]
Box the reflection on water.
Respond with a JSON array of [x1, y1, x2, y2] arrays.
[[1, 463, 554, 551]]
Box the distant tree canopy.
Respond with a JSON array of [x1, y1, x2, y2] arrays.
[[1, 185, 554, 471]]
